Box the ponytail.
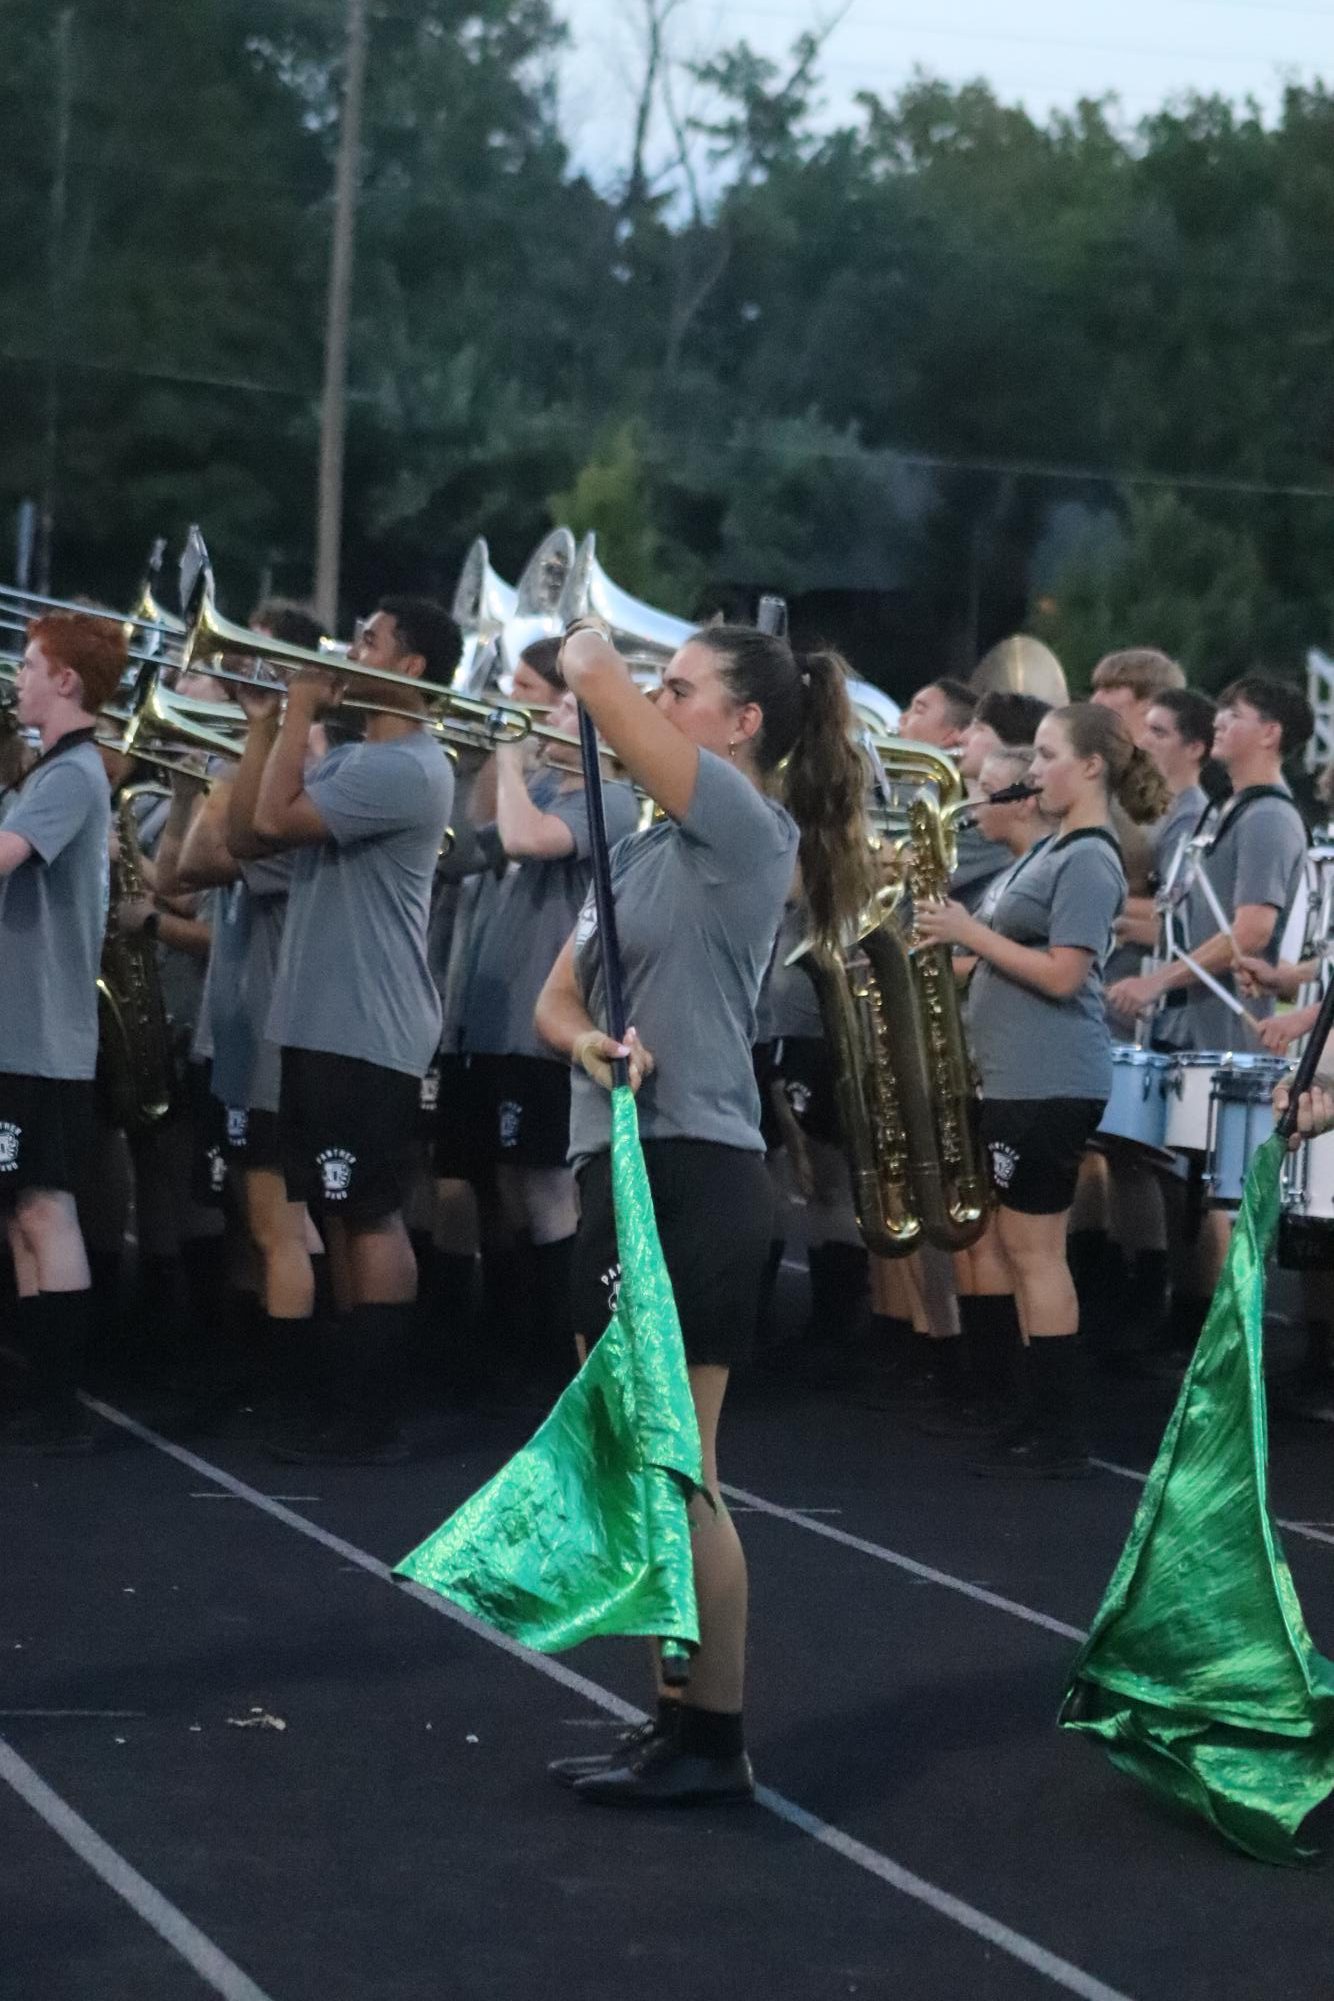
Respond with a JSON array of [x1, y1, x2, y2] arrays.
[[692, 625, 873, 944], [1052, 702, 1169, 826]]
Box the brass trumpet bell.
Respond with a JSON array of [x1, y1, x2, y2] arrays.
[[971, 634, 1069, 707]]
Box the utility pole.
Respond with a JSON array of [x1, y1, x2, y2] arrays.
[[39, 7, 75, 596], [314, 0, 370, 632]]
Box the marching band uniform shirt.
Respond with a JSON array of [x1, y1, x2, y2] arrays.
[[208, 852, 295, 1114], [268, 731, 454, 1078], [569, 749, 798, 1160], [967, 827, 1126, 1103], [1152, 782, 1208, 890], [1156, 786, 1306, 1054], [463, 768, 638, 1063], [951, 820, 1014, 914], [758, 899, 824, 1043], [0, 732, 109, 1080]]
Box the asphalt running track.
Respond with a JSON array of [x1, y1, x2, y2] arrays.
[[5, 1299, 1334, 2001]]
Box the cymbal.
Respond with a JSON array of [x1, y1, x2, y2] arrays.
[[970, 635, 1069, 707]]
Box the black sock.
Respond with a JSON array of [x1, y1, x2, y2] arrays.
[[908, 1329, 935, 1380], [530, 1236, 576, 1388], [1028, 1334, 1086, 1452], [263, 1313, 316, 1401], [337, 1301, 416, 1426], [807, 1242, 869, 1346], [931, 1332, 965, 1391], [29, 1290, 93, 1412], [310, 1252, 334, 1325], [677, 1705, 745, 1760], [959, 1294, 1020, 1400], [870, 1312, 912, 1364]]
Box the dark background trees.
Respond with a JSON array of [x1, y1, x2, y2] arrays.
[[4, 0, 1333, 698]]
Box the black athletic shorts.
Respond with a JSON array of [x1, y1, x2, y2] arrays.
[[416, 1058, 442, 1145], [432, 1053, 482, 1181], [186, 1061, 229, 1207], [572, 1138, 775, 1370], [219, 1102, 283, 1172], [278, 1047, 419, 1225], [0, 1073, 95, 1201], [980, 1096, 1106, 1217], [771, 1035, 841, 1148], [469, 1053, 571, 1169]]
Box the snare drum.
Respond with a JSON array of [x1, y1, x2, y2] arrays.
[[1164, 1052, 1225, 1153], [1206, 1056, 1287, 1208], [1097, 1049, 1172, 1150], [1282, 1131, 1334, 1223]]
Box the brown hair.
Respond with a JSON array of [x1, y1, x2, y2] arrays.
[[1217, 675, 1315, 761], [518, 635, 565, 691], [1091, 648, 1186, 702], [691, 625, 873, 945], [251, 598, 324, 651], [26, 612, 127, 713], [1051, 702, 1169, 824]]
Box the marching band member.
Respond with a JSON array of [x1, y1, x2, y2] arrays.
[[1106, 678, 1312, 1053], [898, 676, 976, 752], [536, 620, 872, 1806], [232, 596, 458, 1462], [1089, 647, 1186, 743], [460, 648, 638, 1392], [0, 614, 121, 1451], [916, 705, 1168, 1477]]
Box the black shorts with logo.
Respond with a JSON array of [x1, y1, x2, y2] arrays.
[[0, 1073, 95, 1201], [432, 1053, 482, 1181], [278, 1047, 419, 1224], [980, 1096, 1106, 1217], [770, 1035, 841, 1148], [219, 1102, 283, 1172], [571, 1138, 775, 1369], [470, 1053, 571, 1170], [187, 1060, 230, 1206]]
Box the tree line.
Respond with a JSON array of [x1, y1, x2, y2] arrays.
[[4, 0, 1334, 696]]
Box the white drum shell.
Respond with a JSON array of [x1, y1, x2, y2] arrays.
[[1164, 1053, 1223, 1153]]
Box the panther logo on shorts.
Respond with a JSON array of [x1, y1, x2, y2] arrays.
[[497, 1099, 522, 1150], [600, 1261, 623, 1319], [784, 1080, 812, 1119], [989, 1141, 1019, 1191], [420, 1068, 440, 1114], [226, 1107, 249, 1147], [0, 1122, 19, 1172], [207, 1146, 227, 1195], [317, 1147, 356, 1199]]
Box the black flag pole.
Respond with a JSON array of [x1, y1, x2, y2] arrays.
[[1277, 975, 1334, 1141]]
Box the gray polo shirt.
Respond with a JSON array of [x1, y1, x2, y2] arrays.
[[0, 734, 109, 1081], [462, 769, 638, 1062], [209, 852, 294, 1114], [968, 827, 1126, 1103], [267, 730, 455, 1077], [568, 750, 798, 1160], [758, 899, 823, 1042], [1153, 783, 1209, 891], [1157, 786, 1307, 1055]]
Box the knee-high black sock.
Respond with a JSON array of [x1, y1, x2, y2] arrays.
[[29, 1291, 93, 1412], [1028, 1334, 1086, 1453], [959, 1294, 1020, 1401], [530, 1236, 576, 1390], [338, 1301, 417, 1426], [2, 1294, 38, 1405]]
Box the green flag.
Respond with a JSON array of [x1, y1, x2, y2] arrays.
[[396, 1086, 703, 1656], [1060, 1133, 1334, 1864]]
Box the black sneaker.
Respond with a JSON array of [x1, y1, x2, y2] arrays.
[[548, 1718, 665, 1788], [0, 1401, 100, 1457], [573, 1735, 755, 1808]]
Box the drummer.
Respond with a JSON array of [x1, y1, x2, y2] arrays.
[[1112, 689, 1216, 971]]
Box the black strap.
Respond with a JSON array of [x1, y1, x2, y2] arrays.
[[1051, 825, 1123, 858], [19, 725, 97, 789], [1205, 784, 1305, 854]]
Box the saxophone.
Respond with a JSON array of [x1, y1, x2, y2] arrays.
[[792, 738, 991, 1257], [96, 785, 176, 1134]]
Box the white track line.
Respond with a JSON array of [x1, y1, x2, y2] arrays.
[[721, 1483, 1088, 1643], [82, 1397, 1134, 2001], [1090, 1458, 1334, 1551], [0, 1736, 276, 2001]]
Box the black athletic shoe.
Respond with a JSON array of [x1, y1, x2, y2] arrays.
[[573, 1737, 754, 1808], [548, 1719, 665, 1787], [0, 1401, 99, 1457]]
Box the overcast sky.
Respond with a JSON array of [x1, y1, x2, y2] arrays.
[[554, 0, 1334, 184]]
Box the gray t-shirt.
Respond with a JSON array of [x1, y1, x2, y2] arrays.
[[1157, 787, 1307, 1055], [0, 734, 109, 1081], [268, 731, 455, 1077], [568, 750, 799, 1159], [758, 899, 823, 1042], [952, 820, 1014, 914], [968, 827, 1126, 1102], [463, 770, 638, 1062], [1153, 783, 1209, 891], [209, 852, 294, 1113]]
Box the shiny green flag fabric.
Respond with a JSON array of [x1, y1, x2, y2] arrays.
[[395, 1086, 703, 1655], [1060, 1134, 1334, 1864]]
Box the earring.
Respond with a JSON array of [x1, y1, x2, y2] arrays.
[[728, 739, 738, 761]]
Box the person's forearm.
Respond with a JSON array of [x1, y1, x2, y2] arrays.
[[151, 789, 198, 900], [178, 786, 239, 889], [254, 702, 314, 844], [155, 912, 211, 961], [1155, 928, 1240, 994], [228, 716, 281, 857], [495, 751, 548, 854], [962, 918, 1084, 1000]]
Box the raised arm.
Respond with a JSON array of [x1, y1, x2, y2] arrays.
[[494, 743, 576, 861], [559, 629, 699, 824], [178, 778, 241, 889]]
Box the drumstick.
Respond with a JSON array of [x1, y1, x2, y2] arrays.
[[1169, 944, 1265, 1039], [1192, 863, 1241, 958]]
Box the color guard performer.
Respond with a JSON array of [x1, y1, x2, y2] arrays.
[[0, 614, 121, 1451], [536, 620, 872, 1805]]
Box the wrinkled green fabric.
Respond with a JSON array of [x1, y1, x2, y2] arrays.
[[395, 1087, 702, 1654], [1061, 1134, 1334, 1864]]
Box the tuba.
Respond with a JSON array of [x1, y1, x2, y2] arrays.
[[96, 785, 176, 1135], [793, 739, 991, 1258]]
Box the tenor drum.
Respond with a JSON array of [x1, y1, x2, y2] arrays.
[[1206, 1057, 1287, 1208], [1164, 1052, 1225, 1154], [1280, 1132, 1334, 1266], [1097, 1049, 1172, 1150]]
